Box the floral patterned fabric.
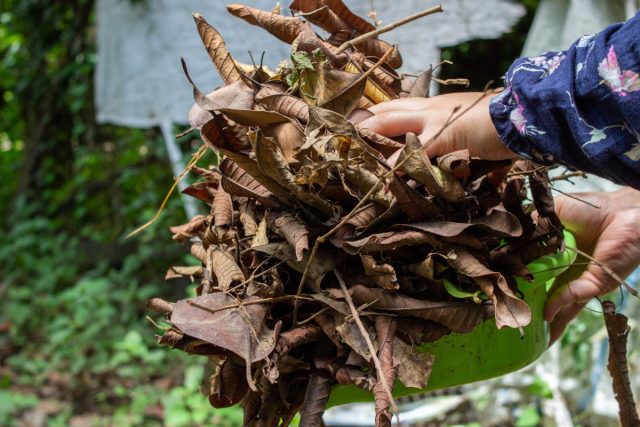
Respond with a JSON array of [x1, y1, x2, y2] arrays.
[[490, 12, 640, 188]]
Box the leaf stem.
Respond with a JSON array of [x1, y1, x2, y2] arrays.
[[334, 269, 398, 414]]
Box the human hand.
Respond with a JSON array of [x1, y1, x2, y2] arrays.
[[545, 187, 640, 344], [357, 92, 517, 161]]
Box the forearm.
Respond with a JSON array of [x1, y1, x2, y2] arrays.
[[489, 12, 640, 189]]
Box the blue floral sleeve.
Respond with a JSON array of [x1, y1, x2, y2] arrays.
[[489, 12, 640, 188]]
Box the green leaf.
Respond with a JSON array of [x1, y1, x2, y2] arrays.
[[443, 279, 483, 303], [515, 405, 541, 427], [291, 51, 314, 70]]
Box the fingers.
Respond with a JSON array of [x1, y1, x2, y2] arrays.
[[544, 271, 606, 322], [358, 110, 426, 138], [367, 98, 430, 115]]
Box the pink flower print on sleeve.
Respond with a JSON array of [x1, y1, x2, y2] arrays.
[[598, 45, 640, 96], [509, 92, 545, 136]]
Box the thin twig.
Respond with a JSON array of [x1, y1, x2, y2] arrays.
[[565, 246, 639, 299], [186, 295, 315, 316], [297, 306, 331, 325], [334, 270, 398, 414], [550, 186, 601, 209], [550, 171, 587, 182], [126, 144, 208, 238], [293, 89, 496, 323], [335, 5, 444, 54]]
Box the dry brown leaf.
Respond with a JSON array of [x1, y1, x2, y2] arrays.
[[182, 181, 218, 205], [200, 118, 294, 204], [299, 370, 332, 427], [324, 0, 376, 33], [265, 122, 305, 164], [192, 14, 243, 85], [437, 149, 471, 178], [170, 215, 209, 243], [397, 209, 523, 239], [445, 249, 531, 331], [408, 67, 433, 98], [361, 255, 398, 291], [212, 187, 233, 227], [256, 94, 310, 123], [397, 133, 465, 202], [188, 82, 255, 130], [218, 108, 291, 127], [345, 284, 494, 334], [271, 212, 309, 262], [219, 158, 280, 208], [342, 230, 440, 255], [227, 3, 305, 44], [165, 265, 203, 280], [374, 316, 397, 427], [392, 337, 434, 389], [388, 176, 442, 221], [207, 358, 249, 408], [208, 246, 245, 291], [171, 292, 280, 371]]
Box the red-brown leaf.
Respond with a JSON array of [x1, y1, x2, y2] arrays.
[[212, 187, 233, 227], [299, 370, 333, 427], [374, 316, 397, 427]]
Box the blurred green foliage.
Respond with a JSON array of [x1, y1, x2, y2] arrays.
[[0, 0, 235, 425]]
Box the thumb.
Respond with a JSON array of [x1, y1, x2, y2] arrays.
[[544, 268, 609, 323]]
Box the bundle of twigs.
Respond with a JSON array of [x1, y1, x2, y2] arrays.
[[146, 2, 566, 426]]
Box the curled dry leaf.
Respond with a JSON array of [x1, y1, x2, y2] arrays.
[[192, 14, 243, 85], [299, 370, 333, 427], [342, 230, 440, 255], [165, 265, 203, 281], [393, 337, 434, 389], [182, 181, 217, 205], [437, 149, 471, 178], [324, 0, 376, 33], [388, 175, 442, 221], [220, 158, 280, 208], [444, 249, 531, 331], [271, 212, 310, 262], [266, 122, 305, 164], [227, 3, 305, 44], [256, 94, 310, 123], [188, 82, 255, 130], [207, 246, 244, 291], [346, 284, 494, 334], [361, 255, 399, 290], [207, 358, 249, 408], [396, 209, 523, 239], [238, 200, 259, 237], [374, 316, 397, 427], [170, 215, 208, 243], [408, 66, 433, 98], [212, 187, 233, 227], [398, 133, 465, 202], [293, 4, 349, 35]]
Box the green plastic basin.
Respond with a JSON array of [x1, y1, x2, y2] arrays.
[[327, 231, 576, 407]]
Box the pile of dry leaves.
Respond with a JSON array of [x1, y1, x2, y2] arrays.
[[146, 2, 568, 426]]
